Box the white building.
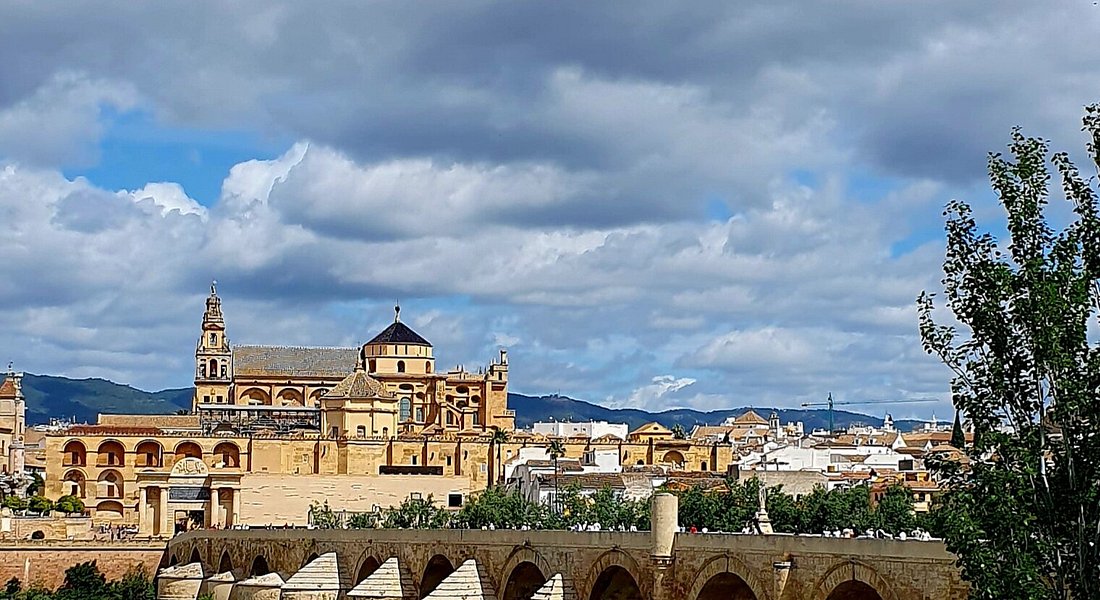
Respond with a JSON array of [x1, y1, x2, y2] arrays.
[[531, 420, 629, 440]]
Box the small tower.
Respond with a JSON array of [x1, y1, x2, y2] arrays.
[[769, 410, 781, 440], [883, 413, 895, 433], [0, 364, 26, 477], [193, 281, 232, 410]]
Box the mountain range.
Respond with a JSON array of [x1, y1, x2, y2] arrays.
[[16, 374, 925, 432]]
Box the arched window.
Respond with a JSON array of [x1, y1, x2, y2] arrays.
[[411, 455, 418, 465], [472, 413, 480, 425], [701, 461, 708, 471], [356, 425, 366, 437], [220, 363, 227, 378], [368, 359, 376, 372], [213, 442, 240, 468], [382, 427, 389, 438], [209, 333, 216, 345], [415, 407, 424, 422], [63, 441, 87, 467], [208, 359, 217, 377], [399, 398, 411, 422], [425, 361, 432, 373], [200, 363, 207, 378], [397, 360, 405, 373]]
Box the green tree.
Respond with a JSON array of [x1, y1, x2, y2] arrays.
[[55, 495, 84, 515], [309, 501, 340, 529], [3, 578, 20, 599], [950, 410, 966, 449], [107, 566, 154, 600], [547, 439, 566, 513], [873, 485, 916, 534], [27, 497, 53, 516], [670, 424, 687, 439], [2, 495, 26, 512], [382, 495, 450, 529], [55, 561, 107, 600], [918, 106, 1100, 600], [489, 428, 510, 487]]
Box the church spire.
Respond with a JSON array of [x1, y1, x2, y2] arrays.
[[203, 280, 224, 327]]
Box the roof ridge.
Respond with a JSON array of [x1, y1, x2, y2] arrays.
[[235, 344, 358, 350]]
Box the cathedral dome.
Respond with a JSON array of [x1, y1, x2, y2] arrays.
[[367, 321, 431, 347], [326, 369, 390, 399]]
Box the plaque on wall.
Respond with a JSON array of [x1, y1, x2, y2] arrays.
[[169, 486, 212, 502]]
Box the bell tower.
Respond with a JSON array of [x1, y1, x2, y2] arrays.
[[193, 281, 232, 410]]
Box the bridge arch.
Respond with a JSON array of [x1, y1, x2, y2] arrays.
[[189, 548, 202, 566], [218, 550, 233, 575], [500, 546, 553, 600], [687, 555, 768, 600], [419, 554, 455, 598], [250, 555, 271, 577], [355, 554, 383, 584], [813, 560, 897, 600], [586, 549, 647, 600], [301, 552, 320, 568]]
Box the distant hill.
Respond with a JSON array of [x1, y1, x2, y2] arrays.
[[508, 393, 926, 432], [20, 374, 191, 425], [15, 374, 924, 432]]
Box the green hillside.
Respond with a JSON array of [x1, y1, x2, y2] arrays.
[[21, 374, 191, 424]]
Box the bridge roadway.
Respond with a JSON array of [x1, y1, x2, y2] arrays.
[[159, 495, 966, 600]]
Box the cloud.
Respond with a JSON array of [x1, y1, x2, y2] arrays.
[[610, 375, 697, 411]]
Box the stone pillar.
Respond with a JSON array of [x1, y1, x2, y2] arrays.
[[158, 486, 170, 537], [649, 492, 678, 600], [230, 488, 240, 527], [139, 487, 149, 535]]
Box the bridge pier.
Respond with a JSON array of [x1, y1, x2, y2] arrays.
[[201, 571, 237, 600], [157, 562, 205, 600]]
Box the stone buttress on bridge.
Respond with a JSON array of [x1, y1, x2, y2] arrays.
[[158, 494, 967, 600]]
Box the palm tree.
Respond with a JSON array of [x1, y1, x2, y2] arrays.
[[490, 428, 510, 487], [548, 439, 566, 514]]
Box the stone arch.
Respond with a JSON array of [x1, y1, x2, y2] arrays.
[[174, 441, 203, 461], [189, 548, 201, 565], [302, 552, 320, 568], [500, 547, 553, 600], [96, 440, 126, 467], [277, 388, 305, 407], [250, 555, 271, 577], [218, 550, 233, 575], [213, 441, 240, 468], [585, 549, 647, 600], [62, 440, 86, 466], [355, 555, 382, 584], [95, 500, 125, 519], [662, 450, 685, 465], [62, 469, 87, 498], [135, 439, 163, 467], [813, 560, 898, 600], [240, 387, 272, 405], [419, 554, 455, 598], [96, 469, 124, 499], [687, 555, 768, 600]]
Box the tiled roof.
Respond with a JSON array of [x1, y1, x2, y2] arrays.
[[326, 369, 390, 399], [368, 322, 431, 347], [233, 345, 357, 377], [628, 422, 672, 436], [733, 410, 769, 426], [65, 425, 163, 435], [0, 377, 17, 399], [537, 472, 625, 489]]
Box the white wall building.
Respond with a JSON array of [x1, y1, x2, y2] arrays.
[[531, 420, 629, 440]]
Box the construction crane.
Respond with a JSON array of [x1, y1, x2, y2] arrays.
[[800, 392, 938, 432]]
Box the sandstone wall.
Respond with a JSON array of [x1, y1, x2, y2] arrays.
[[0, 541, 165, 589], [238, 473, 474, 526]]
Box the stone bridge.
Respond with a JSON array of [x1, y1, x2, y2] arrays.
[[159, 496, 966, 600]]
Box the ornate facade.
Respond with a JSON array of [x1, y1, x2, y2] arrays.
[[0, 368, 26, 477], [42, 284, 734, 536]]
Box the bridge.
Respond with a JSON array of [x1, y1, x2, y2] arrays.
[[159, 495, 966, 600]]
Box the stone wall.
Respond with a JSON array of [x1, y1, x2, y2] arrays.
[[0, 541, 165, 589], [238, 473, 474, 526], [0, 515, 95, 541]]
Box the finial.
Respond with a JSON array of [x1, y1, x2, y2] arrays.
[[6, 361, 11, 375], [211, 279, 218, 295], [394, 303, 401, 323]]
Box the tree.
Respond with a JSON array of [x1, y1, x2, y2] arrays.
[[489, 428, 510, 487], [671, 424, 687, 439], [55, 561, 107, 600], [27, 497, 53, 516], [918, 105, 1100, 600], [308, 501, 340, 529], [873, 485, 916, 534], [950, 410, 966, 449], [2, 495, 26, 512], [547, 439, 566, 513], [55, 495, 84, 515]]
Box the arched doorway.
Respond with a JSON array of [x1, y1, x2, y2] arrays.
[[589, 566, 642, 600], [420, 555, 454, 598], [662, 450, 685, 465], [826, 581, 884, 600], [218, 551, 233, 575], [250, 555, 270, 577], [695, 573, 758, 599], [356, 557, 381, 584], [503, 561, 547, 600]]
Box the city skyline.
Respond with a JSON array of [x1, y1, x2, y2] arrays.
[[1, 3, 1099, 418]]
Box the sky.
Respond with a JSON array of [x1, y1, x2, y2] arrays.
[[1, 2, 1098, 420]]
